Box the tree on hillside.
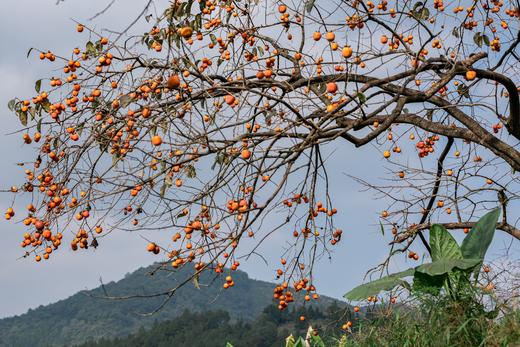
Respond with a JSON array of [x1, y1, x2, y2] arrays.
[[5, 0, 520, 312]]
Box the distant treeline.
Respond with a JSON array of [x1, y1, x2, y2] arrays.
[[73, 303, 349, 347]]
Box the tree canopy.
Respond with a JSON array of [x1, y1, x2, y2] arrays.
[[5, 0, 520, 311]]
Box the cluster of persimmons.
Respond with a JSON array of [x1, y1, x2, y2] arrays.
[[5, 0, 519, 325]]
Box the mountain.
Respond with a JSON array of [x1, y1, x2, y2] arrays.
[[0, 264, 340, 347]]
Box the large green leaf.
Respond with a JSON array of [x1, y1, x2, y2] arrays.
[[416, 258, 481, 276], [344, 268, 414, 301], [430, 224, 462, 261], [461, 208, 500, 260], [413, 271, 444, 295]]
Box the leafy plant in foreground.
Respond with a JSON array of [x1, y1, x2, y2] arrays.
[[344, 208, 501, 303]]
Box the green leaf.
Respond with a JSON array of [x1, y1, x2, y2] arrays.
[[35, 79, 42, 93], [412, 1, 424, 11], [41, 100, 51, 113], [193, 274, 200, 289], [357, 92, 367, 104], [457, 83, 470, 98], [119, 95, 133, 108], [28, 107, 36, 120], [86, 41, 96, 55], [17, 110, 28, 126], [160, 184, 167, 198], [199, 0, 206, 11], [415, 258, 481, 276], [461, 208, 500, 260], [112, 154, 120, 167], [177, 209, 188, 218], [482, 35, 490, 46], [452, 27, 460, 38], [420, 7, 430, 19], [344, 268, 414, 300], [294, 337, 306, 347], [316, 83, 326, 94], [285, 334, 296, 347], [310, 334, 325, 347], [185, 165, 196, 178], [411, 2, 429, 20], [305, 0, 315, 12], [225, 343, 234, 347], [473, 32, 483, 48], [430, 224, 462, 261], [76, 122, 85, 136], [413, 271, 443, 295], [7, 99, 17, 112], [195, 13, 202, 30], [379, 221, 385, 236]]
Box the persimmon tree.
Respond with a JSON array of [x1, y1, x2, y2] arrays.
[[5, 0, 520, 311]]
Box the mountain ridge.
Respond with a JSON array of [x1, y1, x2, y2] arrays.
[[0, 264, 340, 347]]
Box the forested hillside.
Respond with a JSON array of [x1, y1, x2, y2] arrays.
[[74, 304, 348, 347], [0, 265, 340, 347]]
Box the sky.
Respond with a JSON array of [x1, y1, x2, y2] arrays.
[[0, 0, 518, 320]]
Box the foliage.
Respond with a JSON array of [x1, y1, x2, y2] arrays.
[[0, 265, 339, 347], [2, 1, 519, 346], [344, 209, 501, 301], [336, 208, 520, 346], [337, 300, 520, 347], [78, 300, 520, 347], [73, 304, 346, 347], [3, 0, 520, 317]]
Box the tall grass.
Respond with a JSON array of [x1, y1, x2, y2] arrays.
[[338, 298, 520, 347]]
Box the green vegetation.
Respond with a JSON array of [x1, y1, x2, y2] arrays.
[[284, 303, 520, 347], [3, 210, 518, 347], [330, 208, 520, 347], [75, 304, 347, 347], [0, 265, 339, 347], [345, 208, 501, 302], [340, 298, 520, 347], [71, 299, 520, 347]]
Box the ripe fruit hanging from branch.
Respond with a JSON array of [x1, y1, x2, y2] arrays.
[[151, 135, 163, 146], [167, 75, 181, 89], [4, 0, 520, 315]]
